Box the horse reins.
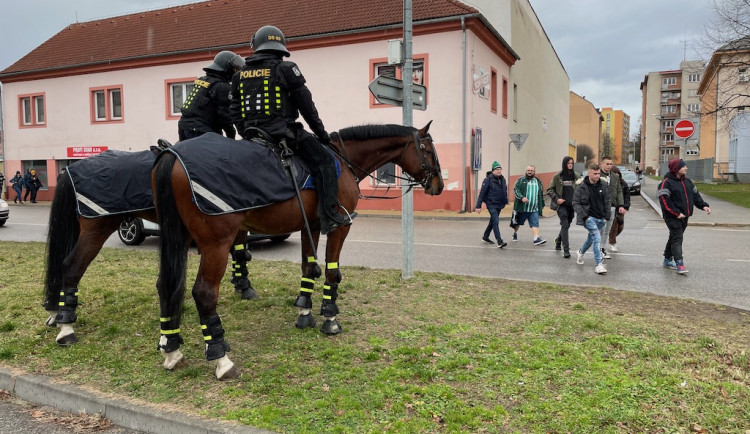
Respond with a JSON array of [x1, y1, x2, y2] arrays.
[[328, 130, 439, 200]]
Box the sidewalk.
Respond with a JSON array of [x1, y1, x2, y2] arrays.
[[638, 176, 750, 227]]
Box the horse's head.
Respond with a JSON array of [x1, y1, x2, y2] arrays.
[[403, 121, 444, 196]]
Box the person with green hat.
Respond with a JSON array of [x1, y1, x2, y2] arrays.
[[475, 161, 509, 248]]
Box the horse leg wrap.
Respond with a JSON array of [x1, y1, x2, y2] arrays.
[[231, 244, 251, 284], [320, 282, 339, 317], [201, 315, 230, 361], [54, 287, 79, 324], [158, 316, 183, 352], [294, 277, 315, 309]]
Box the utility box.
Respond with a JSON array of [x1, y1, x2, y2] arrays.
[[388, 39, 403, 65]]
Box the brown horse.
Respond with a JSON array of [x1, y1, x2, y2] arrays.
[[152, 122, 443, 379], [43, 150, 255, 347]]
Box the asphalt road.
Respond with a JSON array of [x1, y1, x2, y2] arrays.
[[1, 196, 749, 311]]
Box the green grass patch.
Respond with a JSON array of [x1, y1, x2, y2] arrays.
[[692, 182, 750, 208], [1, 241, 749, 432]]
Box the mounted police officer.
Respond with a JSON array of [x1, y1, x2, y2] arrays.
[[230, 25, 355, 235], [178, 50, 244, 141]]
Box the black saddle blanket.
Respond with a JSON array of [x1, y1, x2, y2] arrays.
[[68, 149, 156, 218], [163, 133, 309, 215]]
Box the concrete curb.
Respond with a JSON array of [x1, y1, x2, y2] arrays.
[[0, 368, 273, 434]]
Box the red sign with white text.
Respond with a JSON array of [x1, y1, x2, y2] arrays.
[[674, 119, 695, 139], [67, 146, 108, 158]]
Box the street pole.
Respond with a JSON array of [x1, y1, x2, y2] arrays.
[[401, 0, 414, 279]]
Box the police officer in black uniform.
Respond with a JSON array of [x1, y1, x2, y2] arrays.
[[231, 25, 355, 234], [178, 50, 245, 141]]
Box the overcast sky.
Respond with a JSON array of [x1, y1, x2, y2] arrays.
[[1, 0, 718, 136]]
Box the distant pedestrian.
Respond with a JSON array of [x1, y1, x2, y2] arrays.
[[658, 159, 711, 274], [607, 166, 630, 252], [509, 165, 546, 245], [28, 170, 43, 203], [22, 169, 32, 202], [10, 171, 23, 203], [572, 163, 611, 274], [475, 161, 509, 248], [598, 157, 626, 259], [547, 156, 580, 258], [0, 171, 5, 197]]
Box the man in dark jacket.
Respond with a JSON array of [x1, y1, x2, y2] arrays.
[[658, 159, 711, 274], [231, 25, 354, 234], [475, 161, 509, 248], [546, 156, 580, 258], [178, 51, 244, 141], [572, 163, 611, 275]]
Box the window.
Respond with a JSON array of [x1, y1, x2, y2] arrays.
[[165, 78, 196, 119], [490, 69, 497, 114], [689, 89, 698, 97], [687, 103, 701, 112], [688, 73, 701, 82], [90, 85, 123, 123], [22, 160, 48, 190], [19, 93, 45, 127], [662, 77, 677, 87], [662, 133, 674, 144], [513, 83, 518, 122], [373, 163, 398, 186], [739, 68, 749, 83], [686, 148, 699, 156], [662, 105, 677, 114], [501, 76, 508, 118]]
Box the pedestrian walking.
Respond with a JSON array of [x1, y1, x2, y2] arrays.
[[607, 166, 630, 252], [546, 156, 580, 258], [28, 170, 43, 203], [598, 157, 626, 259], [10, 171, 23, 203], [0, 171, 5, 198], [658, 159, 711, 274], [572, 163, 611, 274], [475, 161, 509, 248], [509, 165, 546, 245], [22, 169, 32, 202]]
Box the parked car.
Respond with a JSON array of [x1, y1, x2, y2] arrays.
[[621, 171, 641, 195], [0, 198, 9, 226], [117, 217, 291, 245]]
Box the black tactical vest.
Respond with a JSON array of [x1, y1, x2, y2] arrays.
[[236, 59, 293, 138], [181, 75, 221, 122]]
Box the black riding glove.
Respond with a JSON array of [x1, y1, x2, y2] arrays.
[[316, 131, 331, 144]]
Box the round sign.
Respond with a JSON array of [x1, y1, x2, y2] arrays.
[[674, 119, 695, 139]]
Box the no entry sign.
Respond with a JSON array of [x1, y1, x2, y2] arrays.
[[674, 119, 695, 139]]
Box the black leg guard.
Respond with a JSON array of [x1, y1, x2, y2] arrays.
[[157, 316, 184, 353], [54, 287, 79, 324], [320, 282, 339, 318], [201, 315, 230, 361], [294, 277, 315, 309]]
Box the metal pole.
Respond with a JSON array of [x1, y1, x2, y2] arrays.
[[402, 0, 414, 279]]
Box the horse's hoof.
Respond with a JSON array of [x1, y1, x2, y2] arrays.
[[237, 287, 258, 300], [321, 318, 342, 335], [295, 313, 317, 329], [217, 365, 241, 381], [56, 333, 79, 346], [162, 349, 185, 370]]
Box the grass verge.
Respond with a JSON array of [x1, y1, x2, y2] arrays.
[[1, 241, 749, 432]]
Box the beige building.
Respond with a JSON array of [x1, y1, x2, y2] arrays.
[[569, 91, 602, 165], [599, 107, 630, 165], [640, 60, 705, 174], [699, 37, 750, 181]]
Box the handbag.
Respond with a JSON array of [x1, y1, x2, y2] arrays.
[[549, 196, 559, 211]]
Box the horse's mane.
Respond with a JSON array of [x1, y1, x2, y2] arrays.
[[337, 124, 416, 142]]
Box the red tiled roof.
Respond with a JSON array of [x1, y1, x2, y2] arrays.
[[1, 0, 477, 76]]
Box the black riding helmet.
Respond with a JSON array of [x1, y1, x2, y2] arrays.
[[250, 25, 290, 57], [204, 51, 245, 74]]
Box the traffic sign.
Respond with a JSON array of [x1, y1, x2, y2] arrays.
[[674, 119, 695, 139], [368, 75, 427, 110]]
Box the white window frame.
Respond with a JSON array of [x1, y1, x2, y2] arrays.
[[688, 73, 701, 82], [662, 133, 674, 144], [19, 93, 45, 127], [91, 86, 123, 123], [170, 81, 194, 116], [662, 77, 677, 87]]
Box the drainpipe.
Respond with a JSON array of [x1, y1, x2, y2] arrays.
[[461, 16, 467, 212]]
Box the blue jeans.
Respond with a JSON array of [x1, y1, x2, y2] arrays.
[[483, 207, 503, 242], [580, 217, 606, 264]]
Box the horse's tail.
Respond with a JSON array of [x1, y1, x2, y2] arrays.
[[43, 173, 79, 310], [153, 153, 189, 323]]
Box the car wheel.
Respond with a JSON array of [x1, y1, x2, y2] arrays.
[[0, 219, 6, 227], [270, 234, 291, 243], [118, 217, 147, 245]]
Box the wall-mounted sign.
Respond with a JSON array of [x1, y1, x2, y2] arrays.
[[67, 146, 108, 158]]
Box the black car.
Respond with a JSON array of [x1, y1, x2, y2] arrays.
[[117, 217, 291, 246], [621, 171, 641, 195]]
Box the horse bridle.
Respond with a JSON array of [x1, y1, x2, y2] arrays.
[[330, 130, 439, 192]]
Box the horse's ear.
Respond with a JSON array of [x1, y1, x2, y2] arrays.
[[420, 120, 433, 135]]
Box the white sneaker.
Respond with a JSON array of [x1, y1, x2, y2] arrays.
[[609, 244, 618, 252], [601, 249, 612, 259], [576, 250, 584, 265], [595, 263, 607, 274]]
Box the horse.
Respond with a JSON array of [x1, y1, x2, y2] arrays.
[[152, 122, 443, 379], [43, 147, 256, 347]]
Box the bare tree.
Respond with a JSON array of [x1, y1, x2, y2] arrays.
[[576, 144, 594, 164], [698, 0, 750, 121]]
